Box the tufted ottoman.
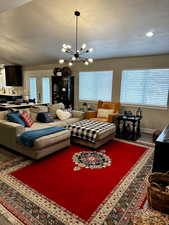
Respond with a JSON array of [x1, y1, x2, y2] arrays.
[[67, 119, 116, 149]]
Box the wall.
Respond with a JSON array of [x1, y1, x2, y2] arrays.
[[24, 54, 169, 131]]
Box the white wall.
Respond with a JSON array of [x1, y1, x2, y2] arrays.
[[23, 54, 169, 131]]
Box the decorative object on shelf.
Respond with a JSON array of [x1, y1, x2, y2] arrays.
[[62, 67, 72, 76], [124, 110, 132, 116], [59, 11, 94, 67], [82, 102, 88, 112], [53, 67, 62, 76], [136, 107, 143, 118]]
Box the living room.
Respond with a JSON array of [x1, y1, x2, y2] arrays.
[[0, 0, 169, 224]]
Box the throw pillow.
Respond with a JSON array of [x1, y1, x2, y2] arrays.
[[56, 109, 71, 120], [7, 112, 26, 126], [30, 105, 48, 122], [48, 103, 65, 118], [37, 112, 54, 123], [97, 108, 114, 119], [20, 111, 33, 127]]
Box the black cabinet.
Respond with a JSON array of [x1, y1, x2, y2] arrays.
[[52, 75, 74, 108], [5, 65, 23, 86], [152, 125, 169, 173]]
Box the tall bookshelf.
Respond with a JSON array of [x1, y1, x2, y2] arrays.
[[52, 67, 74, 108]]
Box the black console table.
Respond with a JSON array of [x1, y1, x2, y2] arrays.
[[115, 115, 142, 141], [152, 125, 169, 173]]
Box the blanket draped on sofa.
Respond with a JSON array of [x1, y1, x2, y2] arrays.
[[18, 126, 66, 147]]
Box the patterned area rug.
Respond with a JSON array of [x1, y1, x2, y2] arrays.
[[0, 140, 153, 225]]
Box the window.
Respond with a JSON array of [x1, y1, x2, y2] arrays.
[[120, 69, 169, 107], [42, 77, 51, 103], [79, 71, 113, 101], [29, 77, 51, 103], [29, 77, 37, 101]]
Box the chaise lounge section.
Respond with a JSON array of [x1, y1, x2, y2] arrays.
[[0, 104, 85, 159]]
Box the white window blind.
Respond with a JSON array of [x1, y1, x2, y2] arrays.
[[42, 77, 51, 103], [79, 71, 113, 101], [120, 69, 169, 107], [29, 77, 37, 101]]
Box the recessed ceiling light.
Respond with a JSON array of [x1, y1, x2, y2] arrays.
[[146, 31, 154, 37]]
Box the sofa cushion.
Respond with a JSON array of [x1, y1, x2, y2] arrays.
[[47, 119, 67, 127], [48, 103, 65, 118], [34, 129, 70, 149], [25, 122, 52, 131], [30, 105, 48, 122], [97, 108, 114, 119], [56, 109, 71, 120], [7, 112, 26, 126], [37, 112, 54, 123], [65, 117, 81, 125], [20, 111, 33, 127], [0, 111, 8, 120]]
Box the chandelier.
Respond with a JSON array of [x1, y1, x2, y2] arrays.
[[59, 11, 94, 67]]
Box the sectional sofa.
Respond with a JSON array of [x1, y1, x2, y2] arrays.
[[0, 104, 85, 159]]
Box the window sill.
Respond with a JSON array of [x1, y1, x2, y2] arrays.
[[79, 100, 99, 104], [121, 103, 168, 111]]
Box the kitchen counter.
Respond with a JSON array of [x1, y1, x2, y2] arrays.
[[0, 103, 46, 111]]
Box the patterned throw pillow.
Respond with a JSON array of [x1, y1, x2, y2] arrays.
[[97, 108, 114, 119], [20, 111, 33, 127]]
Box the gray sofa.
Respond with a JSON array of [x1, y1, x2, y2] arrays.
[[0, 104, 85, 160]]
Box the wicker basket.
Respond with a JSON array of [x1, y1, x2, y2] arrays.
[[147, 171, 169, 214]]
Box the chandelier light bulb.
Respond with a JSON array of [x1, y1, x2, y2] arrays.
[[146, 31, 154, 37], [62, 48, 66, 52], [84, 61, 89, 65], [82, 43, 87, 49], [59, 11, 94, 66], [88, 58, 93, 63], [59, 59, 64, 64], [67, 45, 71, 49], [62, 44, 67, 48]]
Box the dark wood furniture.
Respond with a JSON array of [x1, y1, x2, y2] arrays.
[[5, 65, 23, 86], [152, 125, 169, 173], [115, 114, 141, 141], [51, 72, 74, 108]]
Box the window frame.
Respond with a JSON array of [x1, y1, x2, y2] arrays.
[[78, 70, 113, 103], [120, 68, 169, 110], [28, 75, 52, 104]]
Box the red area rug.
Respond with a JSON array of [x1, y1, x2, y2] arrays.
[[0, 140, 153, 225]]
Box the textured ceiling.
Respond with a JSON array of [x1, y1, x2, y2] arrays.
[[0, 0, 169, 65], [0, 0, 32, 13]]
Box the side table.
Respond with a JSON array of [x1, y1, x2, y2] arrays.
[[115, 114, 142, 141], [85, 111, 97, 119]]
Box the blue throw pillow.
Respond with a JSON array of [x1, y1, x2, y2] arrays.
[[7, 112, 26, 126], [37, 112, 54, 123]]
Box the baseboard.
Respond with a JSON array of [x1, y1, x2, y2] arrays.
[[141, 128, 155, 134]]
